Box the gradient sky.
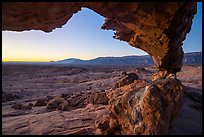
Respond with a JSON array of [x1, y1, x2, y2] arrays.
[[2, 2, 202, 62]]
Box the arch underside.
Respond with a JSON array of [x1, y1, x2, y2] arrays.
[[2, 2, 197, 135], [2, 2, 197, 73]]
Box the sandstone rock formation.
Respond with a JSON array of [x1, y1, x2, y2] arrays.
[[2, 2, 197, 73], [2, 2, 197, 135], [87, 92, 109, 105], [46, 96, 69, 111], [114, 73, 139, 88], [96, 75, 183, 135]]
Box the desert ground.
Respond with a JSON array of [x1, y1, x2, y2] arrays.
[[2, 64, 202, 135]]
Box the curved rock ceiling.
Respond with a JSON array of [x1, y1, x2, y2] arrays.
[[2, 2, 197, 74]]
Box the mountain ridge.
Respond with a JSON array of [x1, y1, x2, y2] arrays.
[[54, 52, 202, 66], [3, 52, 201, 66]]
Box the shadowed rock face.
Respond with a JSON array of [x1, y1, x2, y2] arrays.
[[2, 2, 197, 135], [2, 2, 197, 73]]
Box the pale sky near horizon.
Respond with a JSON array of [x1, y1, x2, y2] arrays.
[[2, 2, 202, 62]]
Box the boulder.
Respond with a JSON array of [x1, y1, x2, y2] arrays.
[[11, 103, 23, 110], [88, 92, 109, 105], [96, 75, 183, 135], [114, 73, 139, 88], [46, 96, 69, 111], [34, 98, 47, 106], [22, 103, 33, 110], [45, 95, 54, 102]]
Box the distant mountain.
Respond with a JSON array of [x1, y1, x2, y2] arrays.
[[57, 58, 83, 64], [53, 55, 153, 66], [183, 52, 202, 65], [53, 52, 202, 66], [3, 52, 201, 66], [87, 55, 154, 66]]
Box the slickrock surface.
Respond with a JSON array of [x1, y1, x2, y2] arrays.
[[2, 65, 119, 135], [2, 65, 202, 135], [3, 104, 107, 135]]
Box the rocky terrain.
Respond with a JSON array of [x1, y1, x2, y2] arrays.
[[2, 64, 202, 135]]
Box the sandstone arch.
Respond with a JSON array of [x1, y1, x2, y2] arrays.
[[2, 2, 197, 135], [2, 2, 197, 74]]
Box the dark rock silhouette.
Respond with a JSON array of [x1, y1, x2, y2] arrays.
[[34, 98, 47, 106]]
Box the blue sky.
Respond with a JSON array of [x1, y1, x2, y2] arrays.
[[183, 2, 202, 53], [2, 2, 202, 62]]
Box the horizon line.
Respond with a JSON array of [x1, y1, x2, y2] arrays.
[[2, 51, 202, 63]]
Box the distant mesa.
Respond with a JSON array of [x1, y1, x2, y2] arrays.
[[183, 52, 202, 65], [51, 52, 202, 66], [56, 58, 83, 64]]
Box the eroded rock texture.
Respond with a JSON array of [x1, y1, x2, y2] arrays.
[[2, 2, 197, 73], [2, 2, 196, 135], [96, 74, 183, 135]]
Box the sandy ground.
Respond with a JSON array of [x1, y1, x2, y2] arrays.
[[172, 65, 202, 135], [2, 64, 202, 135]]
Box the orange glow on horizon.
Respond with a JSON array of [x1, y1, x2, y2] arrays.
[[2, 58, 51, 62], [2, 55, 95, 62]]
